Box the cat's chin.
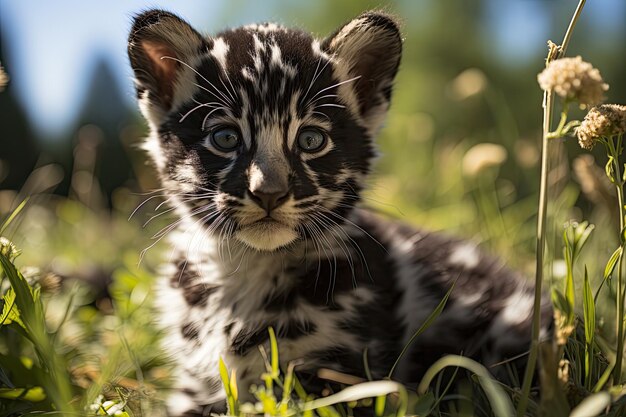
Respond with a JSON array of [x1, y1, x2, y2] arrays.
[[234, 221, 298, 251]]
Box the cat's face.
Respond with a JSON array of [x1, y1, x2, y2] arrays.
[[128, 10, 401, 251]]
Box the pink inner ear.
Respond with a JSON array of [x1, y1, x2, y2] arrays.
[[141, 40, 179, 105]]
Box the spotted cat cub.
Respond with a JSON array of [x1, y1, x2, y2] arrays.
[[128, 9, 552, 416]]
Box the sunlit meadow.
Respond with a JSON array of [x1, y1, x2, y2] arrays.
[[2, 1, 626, 416]]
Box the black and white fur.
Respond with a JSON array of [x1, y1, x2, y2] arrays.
[[128, 10, 552, 416]]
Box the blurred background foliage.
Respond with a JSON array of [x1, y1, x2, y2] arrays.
[[1, 0, 625, 273], [0, 0, 626, 413]]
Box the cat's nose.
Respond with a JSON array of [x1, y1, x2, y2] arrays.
[[248, 189, 289, 214]]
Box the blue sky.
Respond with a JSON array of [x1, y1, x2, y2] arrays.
[[1, 1, 224, 137], [0, 0, 624, 139]]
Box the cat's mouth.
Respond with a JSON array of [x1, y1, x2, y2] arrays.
[[234, 215, 299, 251], [256, 216, 278, 223]]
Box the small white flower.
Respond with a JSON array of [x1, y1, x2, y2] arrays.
[[88, 395, 105, 412], [102, 400, 125, 415], [537, 56, 608, 108], [88, 395, 127, 416], [0, 237, 20, 260]]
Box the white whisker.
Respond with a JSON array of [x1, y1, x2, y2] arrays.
[[179, 101, 224, 123], [160, 56, 233, 106], [307, 75, 361, 104]]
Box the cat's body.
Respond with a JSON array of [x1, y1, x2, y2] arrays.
[[128, 10, 552, 416]]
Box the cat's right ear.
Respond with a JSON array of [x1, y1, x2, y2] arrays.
[[128, 10, 207, 116]]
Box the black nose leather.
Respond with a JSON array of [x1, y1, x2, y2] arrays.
[[248, 189, 288, 214]]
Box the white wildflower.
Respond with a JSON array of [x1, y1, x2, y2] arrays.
[[537, 56, 608, 108]]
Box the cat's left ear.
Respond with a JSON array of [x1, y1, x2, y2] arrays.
[[128, 10, 208, 119], [323, 12, 402, 131]]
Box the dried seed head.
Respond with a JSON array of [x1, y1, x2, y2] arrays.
[[0, 64, 7, 92], [576, 104, 626, 150], [554, 310, 575, 347], [537, 56, 608, 108]]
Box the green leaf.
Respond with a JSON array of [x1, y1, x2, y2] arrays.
[[596, 246, 623, 303], [551, 289, 571, 318], [606, 156, 616, 183], [0, 288, 23, 328], [0, 386, 46, 402], [574, 221, 594, 257], [604, 247, 622, 280]]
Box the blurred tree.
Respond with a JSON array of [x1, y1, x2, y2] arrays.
[[63, 56, 136, 206], [0, 53, 40, 191]]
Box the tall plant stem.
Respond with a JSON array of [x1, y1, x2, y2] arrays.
[[607, 136, 626, 383], [517, 1, 586, 416]]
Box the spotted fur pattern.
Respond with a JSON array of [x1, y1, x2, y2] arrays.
[[128, 10, 552, 416]]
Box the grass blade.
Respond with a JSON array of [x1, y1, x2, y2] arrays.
[[269, 326, 279, 375], [583, 267, 595, 390], [592, 361, 615, 393], [0, 198, 28, 235], [569, 392, 611, 417], [302, 380, 407, 415], [387, 281, 455, 378], [563, 229, 575, 324], [219, 357, 238, 415], [374, 395, 385, 416], [0, 251, 74, 413], [417, 355, 514, 417]]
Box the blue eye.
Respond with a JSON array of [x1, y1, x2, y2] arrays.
[[297, 129, 326, 153], [210, 127, 241, 151]]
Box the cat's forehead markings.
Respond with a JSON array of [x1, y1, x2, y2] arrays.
[[252, 35, 265, 74], [252, 34, 266, 53], [210, 37, 229, 69], [270, 43, 296, 77], [311, 39, 330, 60]]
